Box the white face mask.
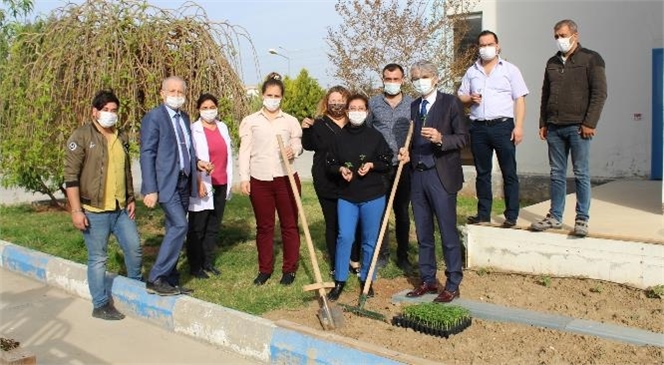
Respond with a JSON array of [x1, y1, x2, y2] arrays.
[[383, 82, 402, 96], [556, 36, 574, 54], [413, 78, 434, 96], [166, 95, 185, 110], [348, 111, 367, 126], [97, 111, 118, 128], [200, 109, 218, 122], [263, 97, 281, 112], [479, 46, 497, 61]]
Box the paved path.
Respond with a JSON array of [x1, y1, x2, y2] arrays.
[[0, 269, 262, 365]]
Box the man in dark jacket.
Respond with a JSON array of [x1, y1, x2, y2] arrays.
[[530, 19, 607, 237], [402, 60, 469, 303]]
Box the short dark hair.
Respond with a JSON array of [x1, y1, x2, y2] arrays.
[[261, 72, 284, 95], [196, 93, 218, 109], [477, 30, 499, 44], [346, 93, 369, 109], [382, 63, 404, 77], [92, 90, 119, 110]]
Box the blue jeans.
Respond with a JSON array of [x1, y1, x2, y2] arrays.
[[546, 124, 591, 222], [83, 209, 142, 308], [470, 119, 519, 221], [335, 196, 386, 282]]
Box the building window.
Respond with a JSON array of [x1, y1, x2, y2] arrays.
[[454, 12, 482, 166]]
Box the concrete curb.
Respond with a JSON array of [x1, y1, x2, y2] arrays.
[[392, 289, 664, 348], [0, 240, 430, 364]]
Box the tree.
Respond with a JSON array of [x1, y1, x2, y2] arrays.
[[0, 0, 254, 207], [326, 0, 477, 93], [282, 69, 326, 120], [0, 0, 33, 60]]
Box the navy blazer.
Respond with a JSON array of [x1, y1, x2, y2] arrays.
[[140, 104, 198, 202], [410, 91, 469, 193]]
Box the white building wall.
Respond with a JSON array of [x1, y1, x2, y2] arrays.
[[474, 0, 663, 179]]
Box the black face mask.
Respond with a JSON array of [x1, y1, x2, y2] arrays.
[[327, 103, 346, 118]]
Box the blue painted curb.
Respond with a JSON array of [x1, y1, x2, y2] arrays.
[[111, 275, 178, 330], [2, 244, 51, 282], [270, 327, 403, 365]]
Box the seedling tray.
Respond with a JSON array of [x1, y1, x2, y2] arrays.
[[391, 315, 472, 338], [391, 303, 472, 338]]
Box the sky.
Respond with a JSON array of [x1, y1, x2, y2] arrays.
[[31, 0, 342, 87]]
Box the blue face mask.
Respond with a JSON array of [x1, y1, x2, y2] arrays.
[[383, 82, 401, 96]]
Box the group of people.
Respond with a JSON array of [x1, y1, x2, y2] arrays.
[[64, 18, 606, 320]]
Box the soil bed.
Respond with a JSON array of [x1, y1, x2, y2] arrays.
[[264, 270, 664, 364]]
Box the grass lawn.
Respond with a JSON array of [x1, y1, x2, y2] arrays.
[[0, 182, 505, 315]]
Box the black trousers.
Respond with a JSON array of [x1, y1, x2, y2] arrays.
[[186, 184, 227, 273], [318, 196, 360, 268], [378, 163, 412, 260]]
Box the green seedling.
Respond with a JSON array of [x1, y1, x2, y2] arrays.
[[537, 275, 552, 288], [645, 284, 664, 299], [589, 285, 603, 293]]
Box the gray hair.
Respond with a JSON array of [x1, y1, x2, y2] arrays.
[[554, 19, 578, 33], [410, 60, 438, 78], [161, 76, 187, 91]]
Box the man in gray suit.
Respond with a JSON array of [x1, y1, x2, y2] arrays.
[[140, 76, 199, 295]]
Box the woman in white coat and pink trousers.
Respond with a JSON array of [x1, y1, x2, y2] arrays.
[[186, 93, 233, 279]]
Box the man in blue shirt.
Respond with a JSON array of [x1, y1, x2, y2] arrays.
[[367, 63, 415, 273], [458, 30, 529, 228]]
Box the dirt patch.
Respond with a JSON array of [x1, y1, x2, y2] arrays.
[[263, 270, 664, 364]]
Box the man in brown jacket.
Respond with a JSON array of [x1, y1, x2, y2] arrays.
[[530, 19, 607, 237], [65, 90, 143, 320]]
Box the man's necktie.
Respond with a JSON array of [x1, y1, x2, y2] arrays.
[[174, 113, 190, 175], [420, 99, 429, 125]]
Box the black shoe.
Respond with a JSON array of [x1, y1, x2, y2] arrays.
[[146, 278, 180, 296], [396, 257, 413, 273], [467, 215, 490, 224], [327, 281, 346, 301], [176, 285, 194, 295], [253, 272, 272, 286], [502, 219, 517, 228], [92, 303, 125, 320], [279, 272, 296, 286], [191, 269, 209, 279], [203, 265, 221, 276], [349, 261, 360, 276], [359, 280, 375, 297]]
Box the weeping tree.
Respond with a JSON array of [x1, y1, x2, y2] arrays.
[[326, 0, 478, 93], [0, 0, 255, 207]]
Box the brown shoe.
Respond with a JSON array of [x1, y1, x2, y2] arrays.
[[433, 289, 460, 303], [406, 282, 438, 298]]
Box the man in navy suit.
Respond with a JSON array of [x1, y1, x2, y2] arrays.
[[401, 60, 469, 303], [140, 76, 199, 295]]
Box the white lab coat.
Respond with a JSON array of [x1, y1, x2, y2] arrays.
[[188, 119, 233, 212]]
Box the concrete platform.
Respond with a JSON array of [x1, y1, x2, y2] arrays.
[[466, 180, 664, 288]]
